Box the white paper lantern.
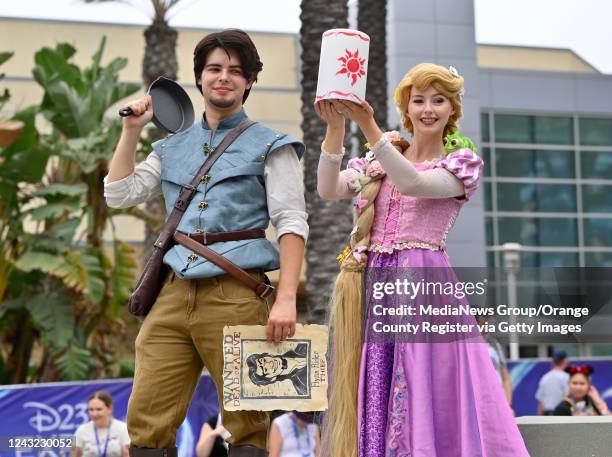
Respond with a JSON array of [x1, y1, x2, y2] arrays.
[[315, 28, 370, 103]]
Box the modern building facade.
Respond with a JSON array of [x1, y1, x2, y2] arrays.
[[387, 0, 612, 357]]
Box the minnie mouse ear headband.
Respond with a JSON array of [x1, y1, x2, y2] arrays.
[[566, 364, 594, 377]]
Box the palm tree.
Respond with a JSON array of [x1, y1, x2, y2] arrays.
[[83, 0, 181, 85], [300, 0, 351, 324], [83, 0, 184, 256], [141, 1, 180, 85], [138, 1, 181, 255]]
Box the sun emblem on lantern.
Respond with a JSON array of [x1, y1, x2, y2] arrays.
[[336, 49, 366, 86]]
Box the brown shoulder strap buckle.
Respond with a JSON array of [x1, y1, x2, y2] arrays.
[[257, 283, 275, 299], [187, 230, 207, 245], [174, 184, 197, 211]]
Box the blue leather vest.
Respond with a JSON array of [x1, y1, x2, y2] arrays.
[[152, 109, 305, 279]]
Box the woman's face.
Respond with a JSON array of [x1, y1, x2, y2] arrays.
[[569, 374, 590, 401], [88, 398, 112, 427], [406, 86, 454, 138]]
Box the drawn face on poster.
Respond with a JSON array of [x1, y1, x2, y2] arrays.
[[245, 342, 310, 396]]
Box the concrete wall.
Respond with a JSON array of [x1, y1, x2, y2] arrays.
[[477, 45, 597, 74], [517, 416, 612, 456], [0, 18, 301, 137]]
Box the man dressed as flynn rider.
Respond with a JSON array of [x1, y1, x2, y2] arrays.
[[104, 29, 307, 457]]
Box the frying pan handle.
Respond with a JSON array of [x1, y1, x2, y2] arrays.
[[119, 107, 134, 117]]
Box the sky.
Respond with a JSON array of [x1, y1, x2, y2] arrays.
[[1, 0, 610, 74], [474, 0, 611, 74]]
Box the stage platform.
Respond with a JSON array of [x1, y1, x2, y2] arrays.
[[517, 416, 612, 456]]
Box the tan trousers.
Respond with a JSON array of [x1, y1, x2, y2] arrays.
[[127, 270, 270, 449]]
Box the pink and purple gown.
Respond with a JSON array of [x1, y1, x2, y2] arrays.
[[356, 150, 530, 456]]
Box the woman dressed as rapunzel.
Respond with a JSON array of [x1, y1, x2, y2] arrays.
[[315, 63, 530, 457]]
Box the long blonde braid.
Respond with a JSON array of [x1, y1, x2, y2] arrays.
[[324, 138, 407, 457]]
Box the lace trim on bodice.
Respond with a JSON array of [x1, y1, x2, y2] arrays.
[[412, 156, 444, 166], [369, 240, 442, 253]]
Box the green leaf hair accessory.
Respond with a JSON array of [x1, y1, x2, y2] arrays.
[[444, 132, 478, 155]]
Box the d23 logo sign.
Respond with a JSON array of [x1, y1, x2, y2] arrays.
[[23, 402, 89, 432]]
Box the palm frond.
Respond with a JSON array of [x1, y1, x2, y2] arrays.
[[55, 340, 91, 380], [108, 240, 137, 317]]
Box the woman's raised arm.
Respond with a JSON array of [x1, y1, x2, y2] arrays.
[[315, 100, 359, 200]]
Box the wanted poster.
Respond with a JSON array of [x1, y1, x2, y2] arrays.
[[222, 324, 328, 411]]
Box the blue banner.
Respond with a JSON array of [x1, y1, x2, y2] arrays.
[[2, 359, 611, 456], [0, 375, 218, 457]]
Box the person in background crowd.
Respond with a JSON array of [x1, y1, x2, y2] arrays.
[[196, 413, 229, 457], [72, 391, 130, 457], [476, 315, 513, 407], [535, 350, 569, 415], [268, 412, 320, 457], [554, 365, 610, 416]]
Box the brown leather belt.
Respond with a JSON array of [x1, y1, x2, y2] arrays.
[[173, 230, 275, 299], [186, 229, 266, 245]]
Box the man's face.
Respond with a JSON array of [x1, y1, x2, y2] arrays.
[[255, 355, 284, 379], [197, 47, 251, 111]]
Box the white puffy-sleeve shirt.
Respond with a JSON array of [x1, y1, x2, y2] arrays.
[[104, 144, 308, 242]]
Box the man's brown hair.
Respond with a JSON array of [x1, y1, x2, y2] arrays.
[[193, 29, 263, 103]]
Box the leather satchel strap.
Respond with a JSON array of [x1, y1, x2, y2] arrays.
[[174, 231, 275, 299], [187, 229, 265, 245], [153, 119, 257, 250]]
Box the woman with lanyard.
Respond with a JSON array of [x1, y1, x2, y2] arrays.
[[73, 391, 130, 457], [268, 411, 320, 457]]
